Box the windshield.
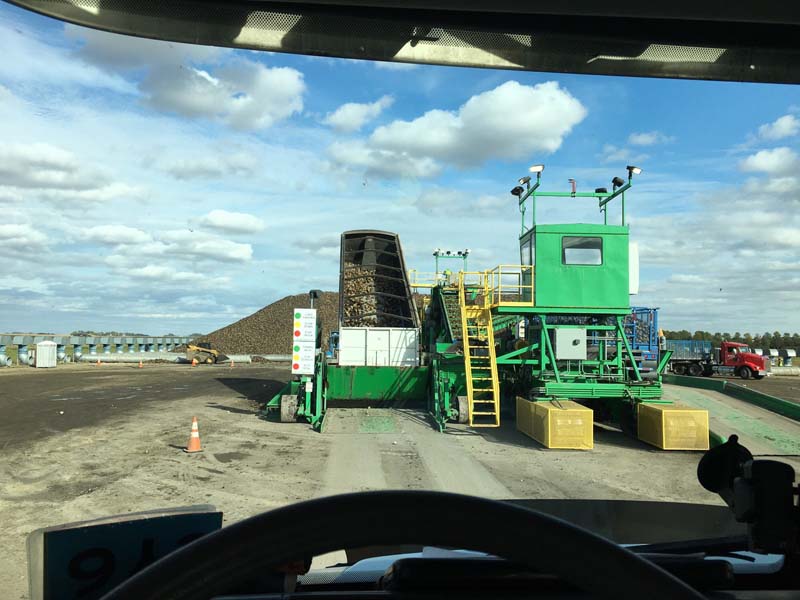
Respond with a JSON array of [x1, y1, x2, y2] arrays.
[[1, 4, 799, 598]]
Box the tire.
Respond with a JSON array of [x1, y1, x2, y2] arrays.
[[739, 366, 752, 380], [673, 364, 687, 376], [280, 395, 298, 423], [456, 396, 469, 424], [702, 366, 714, 377], [687, 362, 703, 377]]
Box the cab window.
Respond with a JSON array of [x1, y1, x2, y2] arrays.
[[562, 236, 602, 265]]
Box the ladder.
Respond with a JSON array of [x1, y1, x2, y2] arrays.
[[458, 281, 500, 427]]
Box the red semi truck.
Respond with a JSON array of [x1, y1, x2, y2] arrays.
[[665, 339, 771, 379]]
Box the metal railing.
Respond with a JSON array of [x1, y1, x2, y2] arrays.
[[407, 269, 450, 288], [486, 265, 534, 307], [457, 266, 534, 309]]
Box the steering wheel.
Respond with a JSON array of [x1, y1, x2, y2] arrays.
[[102, 491, 704, 600]]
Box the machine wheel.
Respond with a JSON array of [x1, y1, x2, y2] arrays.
[[702, 366, 714, 377], [672, 363, 687, 375], [280, 394, 298, 422], [193, 352, 214, 364], [686, 362, 703, 377], [738, 366, 752, 380], [456, 395, 469, 424]]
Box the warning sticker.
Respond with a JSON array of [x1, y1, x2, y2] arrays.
[[291, 341, 315, 375], [292, 308, 317, 343]]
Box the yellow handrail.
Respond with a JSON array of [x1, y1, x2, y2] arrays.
[[456, 266, 533, 309], [407, 269, 448, 289]]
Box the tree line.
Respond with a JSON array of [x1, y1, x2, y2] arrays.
[[662, 330, 800, 350]]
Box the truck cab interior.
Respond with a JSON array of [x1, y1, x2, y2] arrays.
[[5, 2, 799, 599]]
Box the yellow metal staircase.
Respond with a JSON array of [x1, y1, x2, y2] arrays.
[[458, 278, 500, 427]]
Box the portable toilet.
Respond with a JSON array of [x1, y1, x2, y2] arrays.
[[768, 348, 780, 366], [781, 348, 796, 367], [753, 348, 763, 356], [35, 341, 57, 368]]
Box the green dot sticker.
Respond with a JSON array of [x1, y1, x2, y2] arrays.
[[294, 345, 300, 352], [295, 312, 301, 318]]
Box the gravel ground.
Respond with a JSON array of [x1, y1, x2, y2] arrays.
[[722, 374, 800, 404], [2, 365, 797, 598]]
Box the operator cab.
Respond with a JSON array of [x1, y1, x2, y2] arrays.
[[519, 224, 629, 310]]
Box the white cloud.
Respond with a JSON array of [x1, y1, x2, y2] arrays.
[[757, 114, 800, 141], [374, 61, 419, 71], [198, 210, 265, 234], [158, 153, 258, 179], [141, 60, 305, 130], [0, 142, 104, 190], [160, 230, 253, 262], [323, 95, 394, 133], [0, 223, 47, 246], [413, 188, 460, 215], [743, 176, 800, 195], [328, 140, 441, 179], [83, 225, 151, 245], [412, 188, 510, 218], [739, 147, 798, 175], [628, 131, 674, 146], [370, 81, 586, 167], [331, 81, 586, 178], [66, 23, 225, 70], [0, 21, 135, 94], [599, 144, 649, 164], [292, 233, 340, 257], [0, 275, 51, 295], [668, 274, 703, 284]]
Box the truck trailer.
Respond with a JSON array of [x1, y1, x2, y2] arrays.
[[667, 339, 771, 379]]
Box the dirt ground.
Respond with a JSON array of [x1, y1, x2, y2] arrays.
[[1, 364, 798, 598], [713, 373, 800, 404]]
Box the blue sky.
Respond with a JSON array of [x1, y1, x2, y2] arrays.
[[0, 2, 798, 336]]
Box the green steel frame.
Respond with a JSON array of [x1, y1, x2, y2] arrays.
[[266, 167, 667, 435]]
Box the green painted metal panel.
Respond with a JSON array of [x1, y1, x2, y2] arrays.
[[326, 365, 429, 401], [724, 382, 800, 422], [542, 382, 663, 399], [663, 374, 726, 392], [494, 306, 630, 315], [709, 430, 728, 447], [532, 224, 629, 310]]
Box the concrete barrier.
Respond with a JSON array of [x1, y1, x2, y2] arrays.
[[664, 374, 800, 422], [771, 366, 800, 376]]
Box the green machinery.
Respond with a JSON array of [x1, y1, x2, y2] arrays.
[[267, 165, 709, 449]]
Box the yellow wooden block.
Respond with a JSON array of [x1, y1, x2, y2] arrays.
[[637, 403, 709, 450], [516, 399, 593, 449], [515, 396, 534, 437]]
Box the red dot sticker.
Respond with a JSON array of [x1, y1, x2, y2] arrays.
[[294, 330, 301, 337], [292, 363, 299, 370]]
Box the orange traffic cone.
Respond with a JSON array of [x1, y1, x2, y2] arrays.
[[230, 359, 234, 369], [96, 359, 101, 366], [191, 357, 198, 367], [138, 360, 143, 369], [184, 417, 202, 453]]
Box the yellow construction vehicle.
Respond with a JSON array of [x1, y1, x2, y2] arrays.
[[186, 342, 229, 365]]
